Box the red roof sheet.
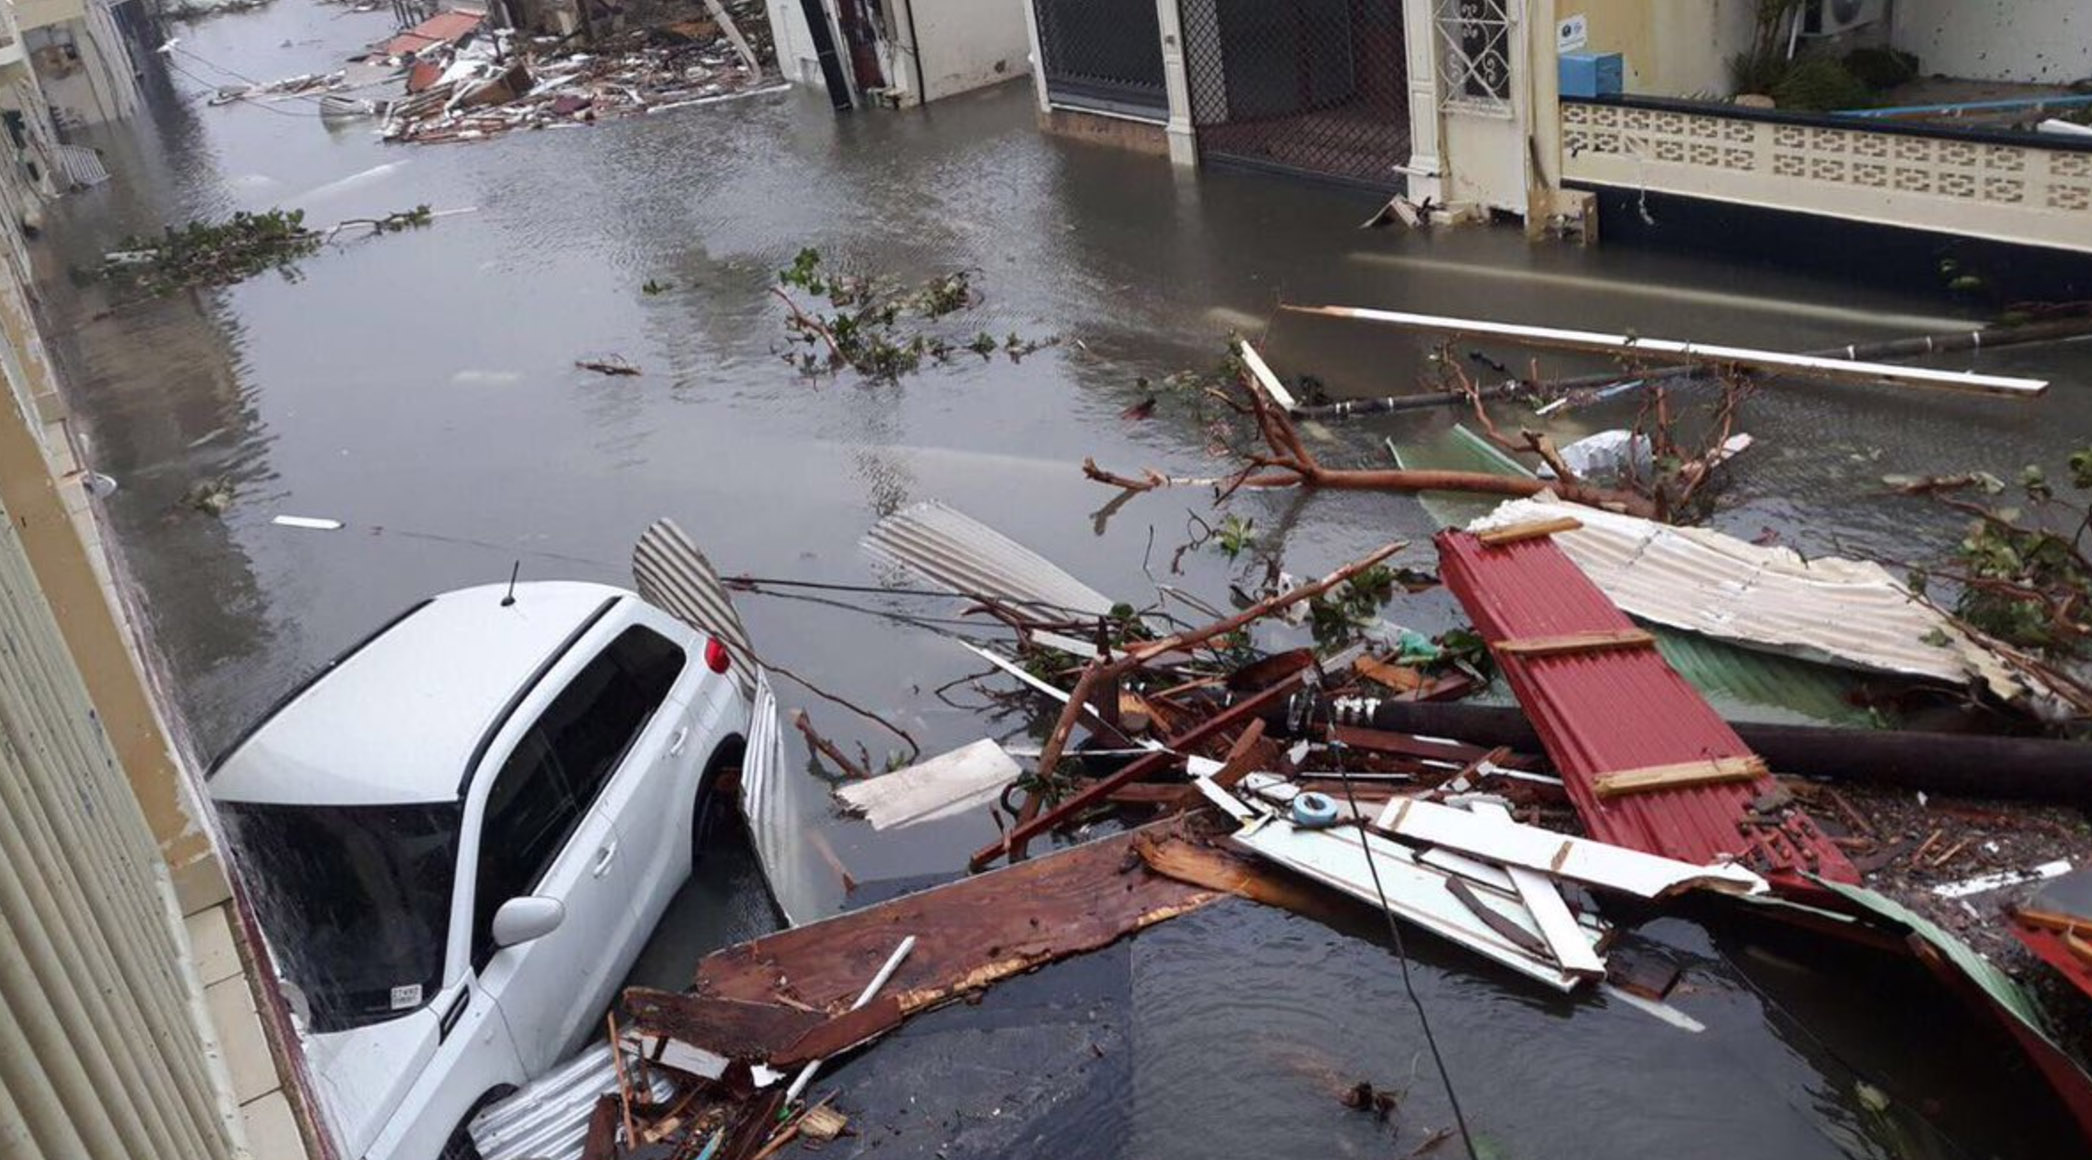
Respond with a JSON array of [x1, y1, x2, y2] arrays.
[[381, 9, 484, 57], [1436, 529, 1856, 894]]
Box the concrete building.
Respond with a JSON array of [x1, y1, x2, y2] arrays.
[[0, 155, 317, 1160], [10, 0, 141, 129], [767, 0, 1032, 107], [1015, 0, 2092, 283]]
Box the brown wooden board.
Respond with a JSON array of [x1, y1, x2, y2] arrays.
[[769, 995, 906, 1069], [622, 990, 822, 1062], [698, 828, 1220, 1015]]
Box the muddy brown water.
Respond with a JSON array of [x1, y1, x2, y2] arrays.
[[39, 3, 2092, 1155]]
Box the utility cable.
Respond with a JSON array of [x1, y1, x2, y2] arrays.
[[1331, 738, 1479, 1160]]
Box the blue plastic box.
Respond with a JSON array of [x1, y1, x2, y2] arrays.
[[1559, 51, 1624, 99]]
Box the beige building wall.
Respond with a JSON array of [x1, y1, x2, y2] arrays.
[[0, 204, 315, 1160], [1567, 0, 1756, 97]]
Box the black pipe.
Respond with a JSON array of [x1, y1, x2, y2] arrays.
[[796, 0, 854, 111], [1274, 696, 2092, 807]]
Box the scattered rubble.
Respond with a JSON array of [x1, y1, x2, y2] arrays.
[[376, 19, 781, 145]]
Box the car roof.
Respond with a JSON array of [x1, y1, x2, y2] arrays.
[[209, 581, 628, 807]]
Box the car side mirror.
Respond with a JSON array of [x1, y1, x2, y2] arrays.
[[491, 896, 565, 948]]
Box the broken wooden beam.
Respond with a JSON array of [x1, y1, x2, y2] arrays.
[[701, 827, 1218, 1017], [967, 675, 1305, 871], [1491, 628, 1657, 657], [1593, 756, 1768, 798], [1477, 516, 1584, 546]]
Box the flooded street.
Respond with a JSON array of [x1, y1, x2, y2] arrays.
[[39, 3, 2092, 1156]]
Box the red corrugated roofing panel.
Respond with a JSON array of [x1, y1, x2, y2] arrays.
[[1436, 529, 1856, 893], [381, 9, 484, 57]]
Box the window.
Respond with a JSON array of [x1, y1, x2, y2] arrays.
[[1437, 0, 1512, 114], [220, 800, 462, 1032], [536, 627, 683, 809], [473, 729, 580, 965], [469, 626, 682, 965]]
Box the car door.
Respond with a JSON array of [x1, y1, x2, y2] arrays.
[[583, 619, 703, 943], [466, 724, 625, 1076]]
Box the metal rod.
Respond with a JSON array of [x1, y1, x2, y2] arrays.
[[781, 935, 916, 1105], [1281, 304, 2051, 400]]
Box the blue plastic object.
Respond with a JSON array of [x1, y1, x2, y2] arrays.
[[1292, 791, 1340, 828], [1559, 52, 1624, 99]]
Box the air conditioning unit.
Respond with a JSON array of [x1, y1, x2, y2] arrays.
[[1803, 0, 1889, 37]]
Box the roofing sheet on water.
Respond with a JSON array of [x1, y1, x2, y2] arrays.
[[1435, 529, 1857, 892]]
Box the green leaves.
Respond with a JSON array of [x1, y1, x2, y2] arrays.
[[774, 248, 1055, 382]]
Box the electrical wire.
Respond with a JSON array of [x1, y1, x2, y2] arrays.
[[1330, 738, 1479, 1160]]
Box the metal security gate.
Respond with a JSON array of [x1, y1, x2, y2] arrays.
[[1034, 0, 1168, 119], [1179, 0, 1409, 188]]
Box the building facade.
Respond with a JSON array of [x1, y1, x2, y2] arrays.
[[1015, 0, 2092, 275]]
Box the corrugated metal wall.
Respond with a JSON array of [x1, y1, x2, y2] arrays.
[[0, 496, 238, 1160]]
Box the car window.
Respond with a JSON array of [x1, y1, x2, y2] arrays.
[[536, 626, 684, 810], [473, 728, 580, 966]]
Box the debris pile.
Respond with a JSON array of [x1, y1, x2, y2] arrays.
[[371, 13, 776, 144]]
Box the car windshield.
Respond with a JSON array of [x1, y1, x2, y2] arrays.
[[219, 800, 462, 1033]]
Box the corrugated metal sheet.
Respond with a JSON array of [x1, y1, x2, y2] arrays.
[[467, 1043, 673, 1160], [1436, 530, 1856, 892], [1467, 496, 2023, 699], [379, 9, 483, 57], [741, 670, 830, 926], [1392, 426, 1883, 727], [632, 519, 756, 701], [863, 501, 1115, 621], [0, 496, 239, 1160], [631, 521, 826, 925]]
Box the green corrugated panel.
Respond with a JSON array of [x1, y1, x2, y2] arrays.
[[1393, 425, 1889, 728]]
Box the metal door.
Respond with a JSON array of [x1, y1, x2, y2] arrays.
[[1178, 0, 1411, 189]]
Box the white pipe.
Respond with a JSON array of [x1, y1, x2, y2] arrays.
[[1285, 304, 2050, 397], [781, 935, 916, 1105]]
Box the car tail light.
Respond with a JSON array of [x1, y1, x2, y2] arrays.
[[705, 637, 730, 675]]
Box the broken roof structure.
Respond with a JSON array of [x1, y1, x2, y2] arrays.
[[1436, 526, 1859, 895], [1466, 494, 2030, 701]]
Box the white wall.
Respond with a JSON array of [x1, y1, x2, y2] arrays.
[[897, 0, 1029, 104], [1892, 0, 2092, 85], [764, 0, 825, 87]]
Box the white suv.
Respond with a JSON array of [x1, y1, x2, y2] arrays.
[[209, 581, 750, 1160]]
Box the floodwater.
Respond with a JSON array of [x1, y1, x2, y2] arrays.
[[39, 2, 2092, 1157]]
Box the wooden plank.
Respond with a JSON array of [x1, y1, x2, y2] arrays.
[[1493, 629, 1657, 657], [700, 827, 1219, 1014], [622, 990, 823, 1062], [1355, 655, 1426, 692], [1593, 755, 1768, 799], [1445, 876, 1550, 956], [1208, 718, 1269, 790], [1469, 800, 1606, 978], [1478, 517, 1584, 546], [1237, 338, 1299, 410], [1376, 795, 1768, 898], [769, 995, 905, 1068]]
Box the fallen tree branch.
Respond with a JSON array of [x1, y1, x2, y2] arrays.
[[1083, 375, 1652, 517]]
